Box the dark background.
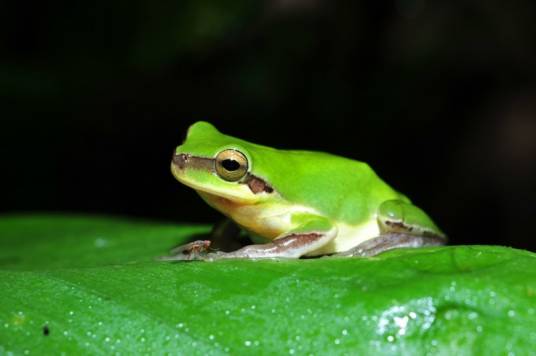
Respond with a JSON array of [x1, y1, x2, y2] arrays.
[[1, 1, 535, 251]]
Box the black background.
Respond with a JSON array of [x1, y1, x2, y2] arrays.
[[1, 1, 535, 251]]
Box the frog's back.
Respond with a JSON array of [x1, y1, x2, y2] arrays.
[[252, 148, 405, 225]]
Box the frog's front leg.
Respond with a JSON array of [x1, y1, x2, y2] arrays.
[[179, 215, 336, 261]]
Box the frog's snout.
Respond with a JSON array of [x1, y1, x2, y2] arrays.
[[172, 153, 190, 170]]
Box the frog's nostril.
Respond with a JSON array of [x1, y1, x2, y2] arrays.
[[172, 153, 189, 169]]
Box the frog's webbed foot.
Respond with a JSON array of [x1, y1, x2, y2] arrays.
[[160, 240, 213, 261], [334, 233, 445, 257]]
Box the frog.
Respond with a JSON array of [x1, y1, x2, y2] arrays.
[[165, 121, 446, 260]]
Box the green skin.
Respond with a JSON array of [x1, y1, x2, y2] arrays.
[[167, 121, 446, 260]]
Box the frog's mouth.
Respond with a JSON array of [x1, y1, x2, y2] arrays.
[[171, 154, 257, 204]]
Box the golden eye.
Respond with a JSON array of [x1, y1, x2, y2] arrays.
[[215, 149, 248, 181]]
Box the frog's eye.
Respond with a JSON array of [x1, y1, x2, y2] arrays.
[[215, 149, 248, 182]]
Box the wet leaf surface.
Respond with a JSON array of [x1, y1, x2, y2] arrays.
[[1, 215, 535, 355]]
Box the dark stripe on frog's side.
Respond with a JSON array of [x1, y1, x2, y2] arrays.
[[172, 153, 274, 194], [383, 220, 446, 239], [385, 220, 413, 232]]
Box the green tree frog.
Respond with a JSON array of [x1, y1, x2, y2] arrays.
[[167, 121, 446, 260]]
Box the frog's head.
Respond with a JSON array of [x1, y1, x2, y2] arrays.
[[171, 122, 276, 207]]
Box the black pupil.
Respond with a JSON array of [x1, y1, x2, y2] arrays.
[[222, 159, 240, 171]]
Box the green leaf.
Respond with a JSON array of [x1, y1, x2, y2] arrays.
[[1, 215, 535, 355]]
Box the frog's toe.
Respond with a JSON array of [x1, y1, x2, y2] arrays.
[[159, 240, 214, 261], [169, 240, 211, 255]]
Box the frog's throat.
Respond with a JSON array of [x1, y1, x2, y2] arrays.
[[197, 190, 288, 239]]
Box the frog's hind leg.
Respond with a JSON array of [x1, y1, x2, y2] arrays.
[[333, 199, 447, 257], [334, 233, 444, 257], [376, 199, 447, 239]]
